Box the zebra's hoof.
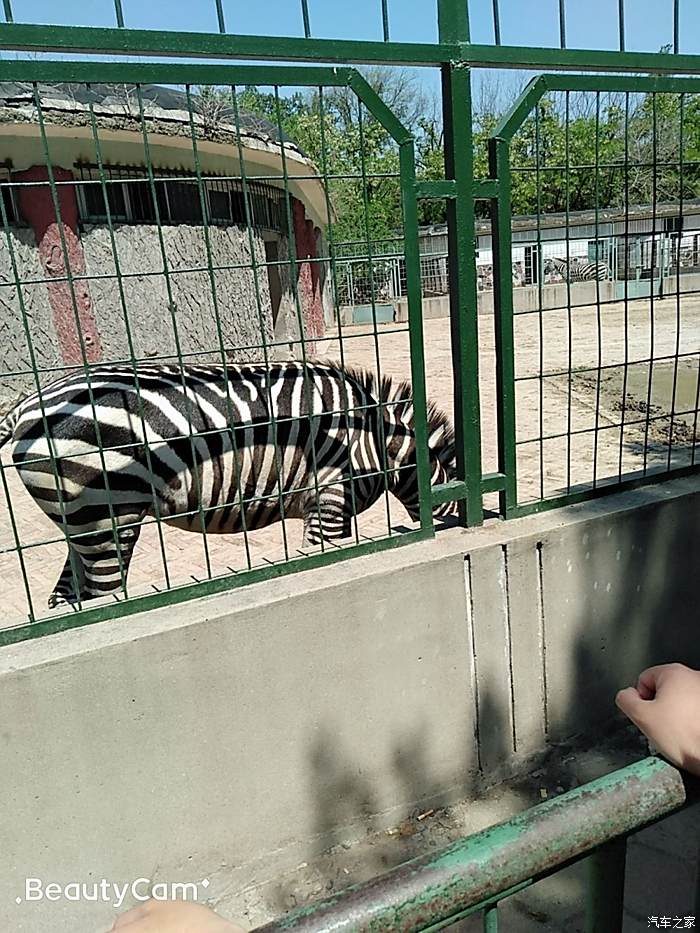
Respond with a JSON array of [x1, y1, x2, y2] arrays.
[[48, 593, 79, 610]]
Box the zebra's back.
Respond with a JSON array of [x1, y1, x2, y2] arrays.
[[9, 361, 383, 535]]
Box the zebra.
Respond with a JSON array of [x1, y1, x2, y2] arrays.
[[544, 256, 610, 282], [0, 361, 456, 608]]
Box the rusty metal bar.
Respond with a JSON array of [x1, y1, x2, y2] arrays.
[[253, 758, 687, 933]]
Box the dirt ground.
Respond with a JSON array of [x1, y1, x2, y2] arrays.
[[1, 293, 700, 625]]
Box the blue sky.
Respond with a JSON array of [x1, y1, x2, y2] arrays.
[[6, 0, 700, 104], [8, 0, 700, 51]]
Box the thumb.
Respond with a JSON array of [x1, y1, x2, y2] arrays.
[[615, 686, 653, 729]]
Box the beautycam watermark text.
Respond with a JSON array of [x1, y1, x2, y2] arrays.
[[15, 877, 210, 909]]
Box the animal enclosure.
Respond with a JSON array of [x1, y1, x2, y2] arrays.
[[0, 0, 698, 663]]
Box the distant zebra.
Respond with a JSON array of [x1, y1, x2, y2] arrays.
[[545, 257, 610, 282], [0, 361, 456, 607]]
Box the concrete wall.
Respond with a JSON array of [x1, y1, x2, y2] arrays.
[[391, 274, 700, 324], [394, 281, 619, 323], [2, 475, 700, 932]]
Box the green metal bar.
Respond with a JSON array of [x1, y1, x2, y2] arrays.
[[462, 44, 700, 74], [481, 472, 507, 494], [437, 0, 470, 43], [414, 180, 457, 200], [439, 3, 483, 527], [215, 0, 226, 34], [418, 881, 533, 933], [506, 462, 700, 520], [541, 73, 700, 95], [355, 96, 394, 536], [431, 479, 467, 507], [668, 95, 685, 472], [565, 90, 573, 493], [673, 0, 680, 55], [1, 21, 700, 72], [184, 84, 254, 570], [584, 838, 627, 933], [489, 137, 518, 516], [534, 101, 544, 501], [272, 84, 324, 553], [134, 83, 214, 577], [0, 528, 432, 647], [0, 59, 355, 88], [347, 71, 413, 144], [300, 0, 311, 39], [558, 0, 566, 49], [618, 90, 631, 481], [85, 87, 172, 589], [113, 0, 125, 28], [483, 904, 499, 933], [381, 0, 390, 42], [494, 75, 547, 141], [400, 140, 434, 532], [251, 758, 687, 933], [474, 180, 499, 199], [0, 23, 456, 65], [592, 90, 603, 489], [2, 1, 11, 24], [317, 85, 361, 545], [33, 86, 131, 603], [491, 0, 501, 45], [618, 0, 625, 51], [643, 93, 659, 477]]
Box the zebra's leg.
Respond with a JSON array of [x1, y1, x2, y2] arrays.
[[61, 519, 144, 604], [48, 544, 86, 609], [301, 484, 352, 549]]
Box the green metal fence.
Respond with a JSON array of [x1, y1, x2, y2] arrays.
[[251, 756, 698, 933], [0, 1, 698, 643]]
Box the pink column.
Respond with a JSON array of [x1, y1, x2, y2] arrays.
[[15, 165, 101, 365], [292, 198, 324, 340]]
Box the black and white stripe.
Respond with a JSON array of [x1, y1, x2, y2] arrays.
[[0, 361, 456, 607], [545, 257, 610, 282]]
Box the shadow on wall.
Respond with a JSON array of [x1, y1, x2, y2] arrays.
[[559, 487, 700, 741], [266, 480, 700, 918], [268, 722, 491, 915]]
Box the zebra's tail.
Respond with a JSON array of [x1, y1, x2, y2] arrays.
[[0, 406, 19, 449]]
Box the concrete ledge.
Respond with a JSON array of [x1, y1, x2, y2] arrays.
[[3, 475, 700, 932]]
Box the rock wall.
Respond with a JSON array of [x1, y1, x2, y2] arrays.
[[81, 223, 275, 365], [0, 228, 60, 413]]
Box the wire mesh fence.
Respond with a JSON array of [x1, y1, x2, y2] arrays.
[[0, 68, 449, 639], [487, 77, 700, 516], [0, 3, 699, 640]]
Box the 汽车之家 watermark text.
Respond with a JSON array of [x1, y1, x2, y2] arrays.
[[648, 919, 695, 929]]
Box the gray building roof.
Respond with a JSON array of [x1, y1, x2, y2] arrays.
[[0, 81, 302, 155]]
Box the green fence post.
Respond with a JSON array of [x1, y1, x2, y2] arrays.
[[489, 135, 517, 516], [584, 837, 627, 933], [438, 0, 483, 527]]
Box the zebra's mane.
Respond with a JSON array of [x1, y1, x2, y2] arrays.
[[321, 361, 455, 447]]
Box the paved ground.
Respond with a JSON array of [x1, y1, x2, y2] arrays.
[[2, 294, 700, 625]]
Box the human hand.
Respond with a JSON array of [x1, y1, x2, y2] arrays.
[[616, 662, 700, 776], [110, 898, 246, 932]]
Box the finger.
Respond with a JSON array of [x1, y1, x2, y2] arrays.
[[615, 686, 654, 731], [636, 665, 669, 700]]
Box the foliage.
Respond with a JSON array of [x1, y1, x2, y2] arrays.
[[198, 73, 700, 244]]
